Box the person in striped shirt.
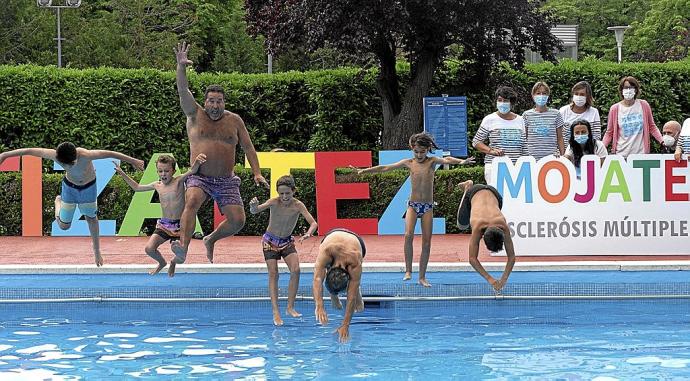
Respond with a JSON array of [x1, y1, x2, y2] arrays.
[[472, 86, 527, 184], [674, 118, 690, 162], [559, 81, 602, 142], [523, 81, 566, 160]]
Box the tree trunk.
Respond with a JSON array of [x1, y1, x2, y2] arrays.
[[378, 51, 438, 149]]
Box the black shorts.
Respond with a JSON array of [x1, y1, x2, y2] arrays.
[[457, 184, 503, 229], [153, 228, 180, 242], [321, 228, 366, 258], [262, 241, 297, 261]]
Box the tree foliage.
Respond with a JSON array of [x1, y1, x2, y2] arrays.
[[544, 0, 689, 62], [0, 0, 266, 73], [628, 0, 690, 61], [246, 0, 561, 149]]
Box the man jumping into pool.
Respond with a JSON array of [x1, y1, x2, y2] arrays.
[[170, 41, 269, 273], [313, 229, 365, 343], [457, 180, 516, 292]]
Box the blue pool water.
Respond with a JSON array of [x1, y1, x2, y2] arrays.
[[1, 299, 690, 380]]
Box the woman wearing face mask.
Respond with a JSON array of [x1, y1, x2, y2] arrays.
[[564, 120, 607, 178], [559, 81, 601, 142], [472, 86, 526, 183], [602, 76, 663, 158], [523, 81, 566, 160]]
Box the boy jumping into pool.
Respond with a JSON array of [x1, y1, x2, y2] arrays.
[[0, 143, 145, 266], [313, 228, 366, 343], [351, 132, 474, 287], [249, 175, 318, 326], [457, 180, 516, 292], [114, 153, 206, 276]]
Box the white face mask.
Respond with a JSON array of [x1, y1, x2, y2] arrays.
[[622, 88, 636, 100], [573, 95, 586, 107], [663, 135, 676, 147]]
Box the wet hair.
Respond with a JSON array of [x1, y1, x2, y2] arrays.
[[568, 119, 595, 168], [204, 84, 225, 100], [409, 132, 439, 152], [531, 81, 550, 95], [325, 267, 350, 295], [495, 86, 517, 105], [156, 154, 176, 170], [571, 81, 595, 108], [276, 175, 296, 191], [618, 76, 640, 99], [483, 226, 505, 252], [55, 142, 77, 165]]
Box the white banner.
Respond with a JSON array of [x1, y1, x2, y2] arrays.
[[490, 154, 690, 256]]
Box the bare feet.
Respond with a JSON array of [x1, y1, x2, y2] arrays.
[[149, 261, 167, 275], [286, 308, 302, 318], [94, 252, 103, 267], [330, 294, 343, 309], [168, 261, 177, 277], [403, 272, 412, 281], [171, 241, 187, 261], [418, 278, 432, 288], [273, 312, 284, 326], [355, 298, 364, 313], [457, 180, 474, 192], [203, 236, 214, 263], [491, 278, 505, 292], [54, 195, 61, 219]]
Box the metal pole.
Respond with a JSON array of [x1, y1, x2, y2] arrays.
[[267, 53, 273, 74], [617, 45, 622, 63], [56, 7, 62, 67]]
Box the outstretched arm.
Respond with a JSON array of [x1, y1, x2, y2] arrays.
[[468, 228, 498, 288], [113, 161, 155, 192], [0, 148, 56, 164], [496, 225, 516, 290], [313, 253, 331, 325], [350, 159, 408, 175], [297, 201, 318, 243], [336, 263, 361, 343], [174, 41, 198, 117], [176, 153, 207, 182], [434, 156, 476, 166], [249, 197, 273, 215], [86, 150, 144, 171]]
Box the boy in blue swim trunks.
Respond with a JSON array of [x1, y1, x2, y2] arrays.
[[114, 153, 206, 276], [249, 175, 318, 326], [352, 133, 474, 287], [0, 142, 144, 266]]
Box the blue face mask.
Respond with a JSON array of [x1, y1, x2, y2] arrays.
[[533, 94, 549, 106], [574, 134, 589, 145], [496, 101, 511, 114]]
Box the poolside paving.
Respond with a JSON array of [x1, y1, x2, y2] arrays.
[[1, 235, 688, 266]]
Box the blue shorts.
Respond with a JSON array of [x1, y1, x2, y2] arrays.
[[59, 177, 98, 222]]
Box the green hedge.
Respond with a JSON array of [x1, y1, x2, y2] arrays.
[[0, 166, 485, 236], [2, 60, 689, 164]]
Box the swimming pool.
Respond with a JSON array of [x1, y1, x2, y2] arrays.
[[0, 272, 689, 379]]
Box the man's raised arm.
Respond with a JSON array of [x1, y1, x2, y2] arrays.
[[174, 42, 198, 117]]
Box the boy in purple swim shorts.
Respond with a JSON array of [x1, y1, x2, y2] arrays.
[[114, 153, 206, 276], [249, 175, 318, 326]]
